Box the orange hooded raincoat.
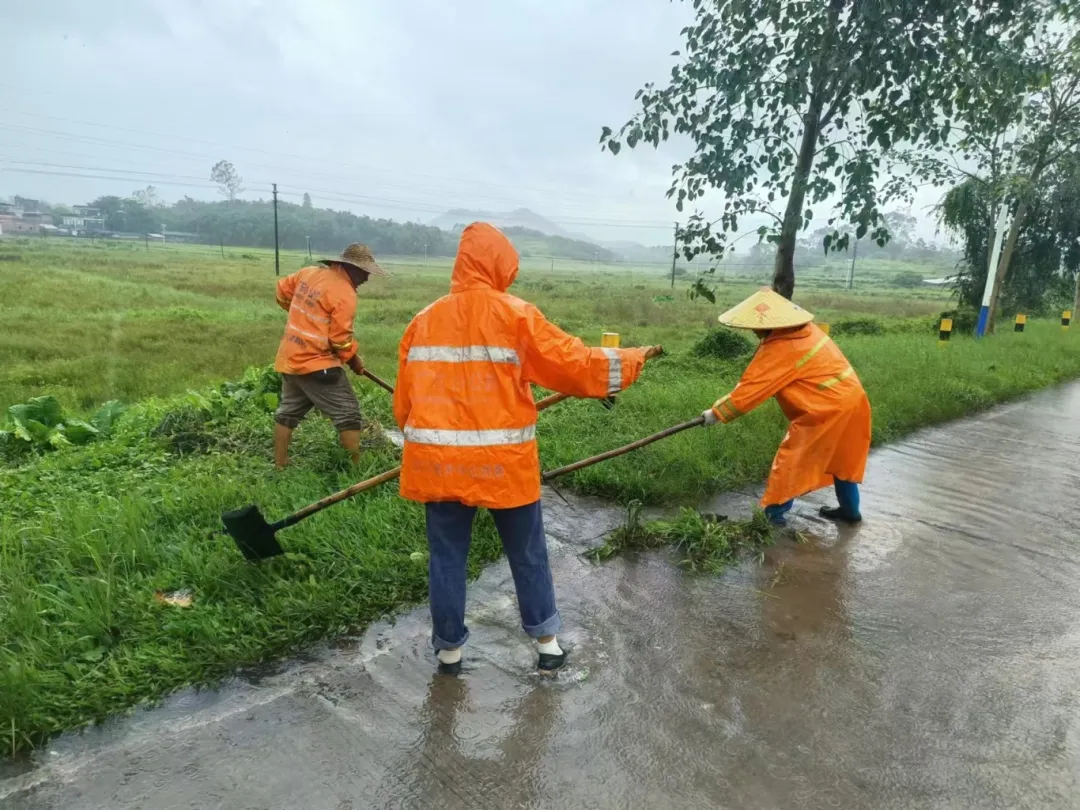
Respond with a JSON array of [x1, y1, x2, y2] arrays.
[[711, 323, 872, 507], [394, 223, 647, 509]]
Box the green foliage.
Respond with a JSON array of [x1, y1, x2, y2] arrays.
[[692, 328, 754, 360], [938, 309, 979, 335], [940, 168, 1080, 314], [602, 0, 1040, 297], [0, 396, 127, 453], [891, 271, 926, 288], [589, 503, 773, 574], [830, 318, 885, 337]]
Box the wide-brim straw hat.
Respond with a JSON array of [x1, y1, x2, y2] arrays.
[[319, 243, 388, 277], [717, 287, 814, 330]]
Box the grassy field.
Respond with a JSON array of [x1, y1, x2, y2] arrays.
[[2, 237, 1077, 756]]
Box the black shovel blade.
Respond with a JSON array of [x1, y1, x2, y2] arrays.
[[221, 505, 285, 561]]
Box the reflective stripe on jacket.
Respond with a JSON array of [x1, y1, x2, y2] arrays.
[[394, 222, 647, 508], [711, 323, 872, 506], [274, 265, 359, 375]]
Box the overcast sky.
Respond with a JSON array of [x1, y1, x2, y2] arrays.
[[0, 0, 946, 247]]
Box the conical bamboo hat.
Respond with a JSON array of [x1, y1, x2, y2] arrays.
[[717, 287, 814, 330]]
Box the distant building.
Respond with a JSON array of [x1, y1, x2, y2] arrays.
[[0, 214, 42, 234], [62, 205, 106, 235], [0, 198, 50, 235]]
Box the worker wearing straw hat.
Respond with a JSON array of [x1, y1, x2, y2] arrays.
[[273, 243, 388, 469], [700, 288, 871, 525]]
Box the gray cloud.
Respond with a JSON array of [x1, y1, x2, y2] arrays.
[[0, 1, 946, 247]]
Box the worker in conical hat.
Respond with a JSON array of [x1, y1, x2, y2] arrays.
[[700, 288, 872, 525]]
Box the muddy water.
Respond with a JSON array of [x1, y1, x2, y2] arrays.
[[4, 385, 1080, 809]]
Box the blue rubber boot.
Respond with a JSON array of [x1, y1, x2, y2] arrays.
[[820, 480, 862, 523], [763, 500, 794, 526]]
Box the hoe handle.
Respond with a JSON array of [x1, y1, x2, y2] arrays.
[[279, 466, 403, 529], [361, 369, 396, 395], [542, 416, 705, 482]]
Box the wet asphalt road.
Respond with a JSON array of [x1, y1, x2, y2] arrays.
[[3, 384, 1080, 809]]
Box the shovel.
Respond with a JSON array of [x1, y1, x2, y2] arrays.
[[542, 415, 706, 482]]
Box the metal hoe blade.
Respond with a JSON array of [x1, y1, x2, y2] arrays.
[[221, 505, 285, 561]]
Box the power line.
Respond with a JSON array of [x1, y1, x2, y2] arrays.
[[0, 108, 664, 211]]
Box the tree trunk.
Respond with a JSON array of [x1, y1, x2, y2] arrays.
[[985, 198, 1029, 332], [773, 109, 823, 300], [771, 0, 843, 300]]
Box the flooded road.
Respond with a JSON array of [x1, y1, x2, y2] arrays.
[[4, 384, 1080, 809]]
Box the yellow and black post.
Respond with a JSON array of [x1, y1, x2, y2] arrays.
[[938, 318, 953, 346], [1014, 313, 1027, 333], [818, 322, 831, 336], [1062, 310, 1072, 331]]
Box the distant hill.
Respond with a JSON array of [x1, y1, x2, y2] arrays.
[[430, 207, 672, 264], [502, 227, 616, 262], [429, 208, 576, 239]]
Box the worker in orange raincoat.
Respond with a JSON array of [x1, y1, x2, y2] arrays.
[[273, 243, 387, 469], [700, 288, 872, 526], [394, 222, 658, 676]]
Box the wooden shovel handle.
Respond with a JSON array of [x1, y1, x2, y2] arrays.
[[361, 369, 395, 394], [542, 415, 705, 482], [282, 466, 403, 527]]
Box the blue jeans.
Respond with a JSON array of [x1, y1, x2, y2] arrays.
[[764, 479, 861, 524], [425, 500, 561, 651]]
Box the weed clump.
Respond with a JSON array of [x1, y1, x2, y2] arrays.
[[692, 328, 754, 360], [830, 318, 885, 337], [588, 501, 773, 574]]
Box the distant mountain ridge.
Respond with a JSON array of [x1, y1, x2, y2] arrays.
[[429, 207, 672, 262]]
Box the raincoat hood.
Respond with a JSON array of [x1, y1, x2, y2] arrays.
[[450, 222, 519, 293]]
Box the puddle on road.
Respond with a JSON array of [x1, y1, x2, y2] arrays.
[[6, 386, 1080, 809]]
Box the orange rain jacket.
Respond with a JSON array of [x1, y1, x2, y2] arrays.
[[394, 223, 648, 509], [711, 323, 872, 507], [274, 265, 359, 375]]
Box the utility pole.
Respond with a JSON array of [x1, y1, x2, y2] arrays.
[[220, 238, 225, 259], [670, 222, 679, 289], [161, 223, 166, 244], [306, 235, 312, 261], [848, 238, 858, 290], [272, 183, 280, 277], [423, 243, 428, 262]]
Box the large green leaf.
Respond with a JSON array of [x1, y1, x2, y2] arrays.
[[91, 400, 127, 434], [63, 419, 100, 446], [46, 428, 71, 450], [23, 419, 53, 446], [19, 396, 64, 428]]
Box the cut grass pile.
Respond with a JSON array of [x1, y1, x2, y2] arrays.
[[588, 501, 774, 574]]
